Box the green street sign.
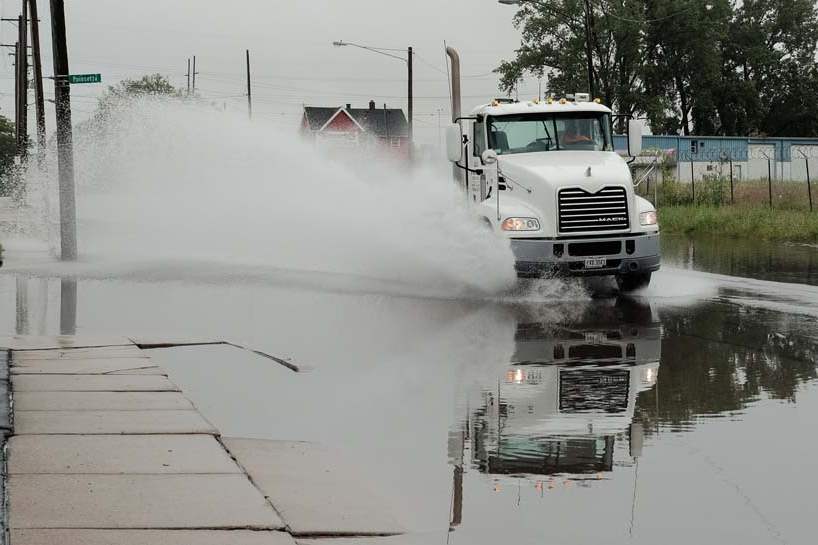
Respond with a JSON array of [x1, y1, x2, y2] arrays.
[[68, 74, 102, 84]]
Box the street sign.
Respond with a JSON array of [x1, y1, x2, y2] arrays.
[[67, 73, 101, 84]]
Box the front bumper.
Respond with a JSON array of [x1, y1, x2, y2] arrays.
[[511, 232, 661, 278]]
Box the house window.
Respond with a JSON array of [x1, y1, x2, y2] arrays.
[[390, 137, 401, 148]]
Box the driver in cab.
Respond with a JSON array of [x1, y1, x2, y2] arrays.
[[561, 119, 594, 148]]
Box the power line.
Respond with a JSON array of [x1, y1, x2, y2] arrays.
[[588, 0, 700, 25]]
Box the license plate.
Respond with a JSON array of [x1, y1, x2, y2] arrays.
[[584, 257, 606, 268]]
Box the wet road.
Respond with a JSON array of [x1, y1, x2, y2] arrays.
[[2, 238, 818, 544]]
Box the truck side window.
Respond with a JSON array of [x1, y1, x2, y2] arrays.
[[473, 118, 486, 157]]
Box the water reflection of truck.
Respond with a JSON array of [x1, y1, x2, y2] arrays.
[[444, 47, 660, 291], [449, 299, 660, 524]]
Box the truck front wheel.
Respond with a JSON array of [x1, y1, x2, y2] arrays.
[[616, 272, 652, 293]]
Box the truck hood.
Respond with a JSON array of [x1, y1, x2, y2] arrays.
[[497, 151, 631, 190], [494, 151, 635, 237]]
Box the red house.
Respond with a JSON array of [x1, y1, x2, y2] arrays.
[[301, 101, 410, 157]]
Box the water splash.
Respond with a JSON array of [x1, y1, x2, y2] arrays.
[[15, 98, 518, 298]]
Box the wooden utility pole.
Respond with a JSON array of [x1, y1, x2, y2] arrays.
[[186, 58, 191, 95], [29, 0, 46, 151], [13, 41, 20, 149], [50, 0, 78, 261], [192, 55, 198, 94], [407, 46, 413, 160], [245, 49, 252, 119], [582, 0, 595, 97], [17, 8, 29, 157]]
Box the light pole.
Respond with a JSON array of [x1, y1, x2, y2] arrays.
[[333, 40, 413, 160]]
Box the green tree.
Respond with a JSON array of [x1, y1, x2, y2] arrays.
[[728, 0, 818, 136], [0, 114, 17, 196], [498, 0, 818, 137], [90, 74, 183, 126], [497, 0, 646, 130], [642, 0, 732, 135], [104, 74, 182, 99]]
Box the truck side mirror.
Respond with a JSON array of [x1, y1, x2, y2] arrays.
[[445, 124, 463, 162], [481, 149, 498, 165], [628, 120, 642, 157]]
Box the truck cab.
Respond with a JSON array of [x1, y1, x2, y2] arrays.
[[446, 95, 660, 291]]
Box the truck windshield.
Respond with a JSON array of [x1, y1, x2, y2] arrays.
[[487, 112, 612, 155]]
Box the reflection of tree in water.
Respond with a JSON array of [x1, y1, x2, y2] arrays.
[[636, 302, 818, 430]]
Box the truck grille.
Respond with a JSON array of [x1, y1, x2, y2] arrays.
[[558, 186, 629, 233]]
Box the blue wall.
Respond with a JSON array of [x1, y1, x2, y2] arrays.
[[614, 135, 818, 162]]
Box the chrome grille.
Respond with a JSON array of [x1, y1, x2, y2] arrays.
[[558, 186, 629, 233]]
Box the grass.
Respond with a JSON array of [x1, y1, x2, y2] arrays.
[[635, 177, 818, 242], [637, 178, 818, 209], [658, 205, 818, 242]]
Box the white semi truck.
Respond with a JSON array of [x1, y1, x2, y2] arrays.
[[444, 50, 660, 291]]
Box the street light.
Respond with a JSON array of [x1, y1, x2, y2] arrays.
[[333, 40, 413, 160]]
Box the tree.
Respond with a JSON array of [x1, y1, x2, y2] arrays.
[[497, 0, 647, 130], [642, 0, 732, 135], [90, 74, 183, 127], [498, 0, 818, 137], [728, 0, 818, 136], [105, 74, 182, 99], [0, 115, 17, 196]]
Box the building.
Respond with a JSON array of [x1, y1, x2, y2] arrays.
[[301, 101, 409, 157], [613, 134, 818, 182]]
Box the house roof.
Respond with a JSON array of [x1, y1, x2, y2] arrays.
[[303, 105, 409, 138]]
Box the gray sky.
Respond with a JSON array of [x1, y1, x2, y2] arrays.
[[0, 0, 543, 145]]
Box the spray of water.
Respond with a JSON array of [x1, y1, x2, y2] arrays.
[[17, 98, 519, 297]]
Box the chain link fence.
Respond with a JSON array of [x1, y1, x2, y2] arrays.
[[632, 147, 818, 210]]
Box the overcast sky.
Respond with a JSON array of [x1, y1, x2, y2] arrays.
[[0, 0, 545, 145]]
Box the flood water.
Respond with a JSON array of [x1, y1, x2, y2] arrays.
[[2, 236, 818, 544], [663, 233, 818, 286]]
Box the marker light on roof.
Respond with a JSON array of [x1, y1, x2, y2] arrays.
[[559, 98, 567, 104], [594, 98, 602, 104], [491, 99, 499, 107]]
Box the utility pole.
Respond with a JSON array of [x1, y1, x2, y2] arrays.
[[582, 0, 595, 97], [192, 55, 198, 94], [29, 0, 46, 153], [17, 8, 29, 157], [246, 49, 252, 119], [13, 41, 20, 148], [186, 58, 191, 95], [407, 46, 413, 161], [50, 0, 78, 261]]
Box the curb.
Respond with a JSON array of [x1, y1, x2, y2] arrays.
[[1, 348, 9, 545]]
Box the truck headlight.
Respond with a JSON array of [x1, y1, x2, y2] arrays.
[[501, 217, 540, 231], [639, 211, 658, 226]]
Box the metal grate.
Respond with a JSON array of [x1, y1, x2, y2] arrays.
[[558, 186, 629, 233]]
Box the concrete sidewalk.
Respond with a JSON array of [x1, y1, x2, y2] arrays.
[[1, 335, 411, 545]]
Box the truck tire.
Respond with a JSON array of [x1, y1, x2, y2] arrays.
[[616, 272, 651, 293]]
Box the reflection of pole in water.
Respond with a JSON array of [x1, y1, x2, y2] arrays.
[[16, 277, 29, 335], [60, 278, 77, 335], [36, 278, 49, 335], [447, 424, 465, 529], [629, 422, 643, 537]]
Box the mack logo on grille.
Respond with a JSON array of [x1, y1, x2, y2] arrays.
[[558, 186, 629, 233]]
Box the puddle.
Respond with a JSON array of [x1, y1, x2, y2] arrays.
[[664, 234, 818, 286], [3, 251, 818, 542]]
